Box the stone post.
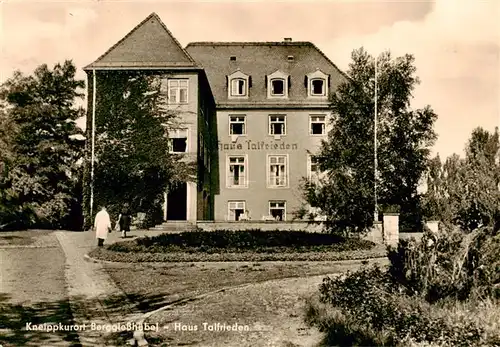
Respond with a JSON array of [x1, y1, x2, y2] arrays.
[[383, 213, 399, 248], [426, 221, 439, 233]]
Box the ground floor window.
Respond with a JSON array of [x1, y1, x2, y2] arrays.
[[269, 201, 286, 221], [228, 201, 245, 221]]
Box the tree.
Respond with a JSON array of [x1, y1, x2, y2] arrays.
[[0, 61, 85, 229], [83, 71, 195, 229], [422, 127, 500, 231], [302, 48, 437, 233]]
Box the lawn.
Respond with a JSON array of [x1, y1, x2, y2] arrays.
[[104, 258, 389, 313], [103, 258, 389, 346]]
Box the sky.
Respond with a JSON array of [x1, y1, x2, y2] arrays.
[[1, 0, 499, 159]]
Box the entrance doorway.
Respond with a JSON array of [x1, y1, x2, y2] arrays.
[[167, 183, 187, 220]]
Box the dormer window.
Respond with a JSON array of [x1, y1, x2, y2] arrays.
[[311, 79, 325, 96], [267, 70, 289, 98], [231, 78, 246, 96], [271, 79, 285, 96], [306, 70, 329, 98], [227, 70, 250, 99]]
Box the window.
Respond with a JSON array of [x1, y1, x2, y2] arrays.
[[168, 80, 188, 104], [269, 115, 286, 135], [306, 70, 329, 98], [307, 155, 320, 180], [307, 154, 327, 181], [227, 156, 247, 188], [310, 79, 326, 96], [227, 70, 250, 99], [269, 201, 286, 221], [229, 115, 246, 135], [268, 155, 288, 187], [271, 79, 285, 96], [169, 129, 188, 153], [228, 201, 245, 221], [310, 115, 326, 135], [267, 70, 289, 98], [231, 79, 246, 96]]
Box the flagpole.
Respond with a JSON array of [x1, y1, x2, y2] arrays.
[[90, 69, 96, 222], [374, 55, 378, 222]]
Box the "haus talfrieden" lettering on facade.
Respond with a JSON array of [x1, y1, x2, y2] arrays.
[[218, 140, 299, 151]]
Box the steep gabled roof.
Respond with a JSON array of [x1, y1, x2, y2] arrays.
[[85, 13, 198, 70], [185, 41, 347, 105]]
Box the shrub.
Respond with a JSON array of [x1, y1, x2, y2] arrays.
[[313, 266, 493, 347], [107, 230, 375, 254], [388, 226, 500, 302]]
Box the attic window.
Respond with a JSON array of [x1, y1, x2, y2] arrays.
[[287, 55, 294, 61], [231, 78, 246, 96], [271, 79, 285, 96], [267, 70, 289, 98], [311, 79, 325, 96], [230, 56, 237, 61], [306, 70, 329, 98], [227, 70, 249, 99]]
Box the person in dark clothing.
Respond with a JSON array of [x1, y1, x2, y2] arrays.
[[117, 204, 132, 238]]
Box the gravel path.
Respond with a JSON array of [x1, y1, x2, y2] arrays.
[[55, 231, 142, 347]]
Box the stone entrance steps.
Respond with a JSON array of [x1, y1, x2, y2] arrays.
[[150, 221, 197, 233]]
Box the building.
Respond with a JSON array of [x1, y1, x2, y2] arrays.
[[85, 13, 346, 223]]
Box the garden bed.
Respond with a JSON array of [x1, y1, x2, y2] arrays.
[[89, 230, 386, 262]]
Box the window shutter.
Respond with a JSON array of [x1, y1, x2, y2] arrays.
[[288, 76, 291, 90], [265, 76, 268, 88], [248, 76, 252, 88], [226, 76, 229, 89], [328, 75, 331, 88], [304, 76, 308, 88]]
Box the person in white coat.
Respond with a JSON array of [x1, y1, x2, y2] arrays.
[[94, 206, 112, 247]]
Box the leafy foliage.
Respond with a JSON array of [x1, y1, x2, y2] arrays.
[[106, 229, 375, 254], [422, 127, 500, 231], [0, 61, 84, 229], [388, 227, 500, 303], [303, 48, 437, 233], [83, 71, 195, 228], [307, 224, 500, 346], [311, 265, 494, 347]]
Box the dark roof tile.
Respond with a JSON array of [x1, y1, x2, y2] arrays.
[[185, 41, 347, 104], [85, 13, 197, 70]]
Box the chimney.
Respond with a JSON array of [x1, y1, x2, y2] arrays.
[[283, 38, 292, 42]]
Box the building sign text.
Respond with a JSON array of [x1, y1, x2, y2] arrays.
[[218, 140, 298, 151]]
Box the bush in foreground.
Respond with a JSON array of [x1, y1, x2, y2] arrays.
[[307, 266, 499, 347], [388, 226, 500, 302], [306, 226, 500, 346]]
